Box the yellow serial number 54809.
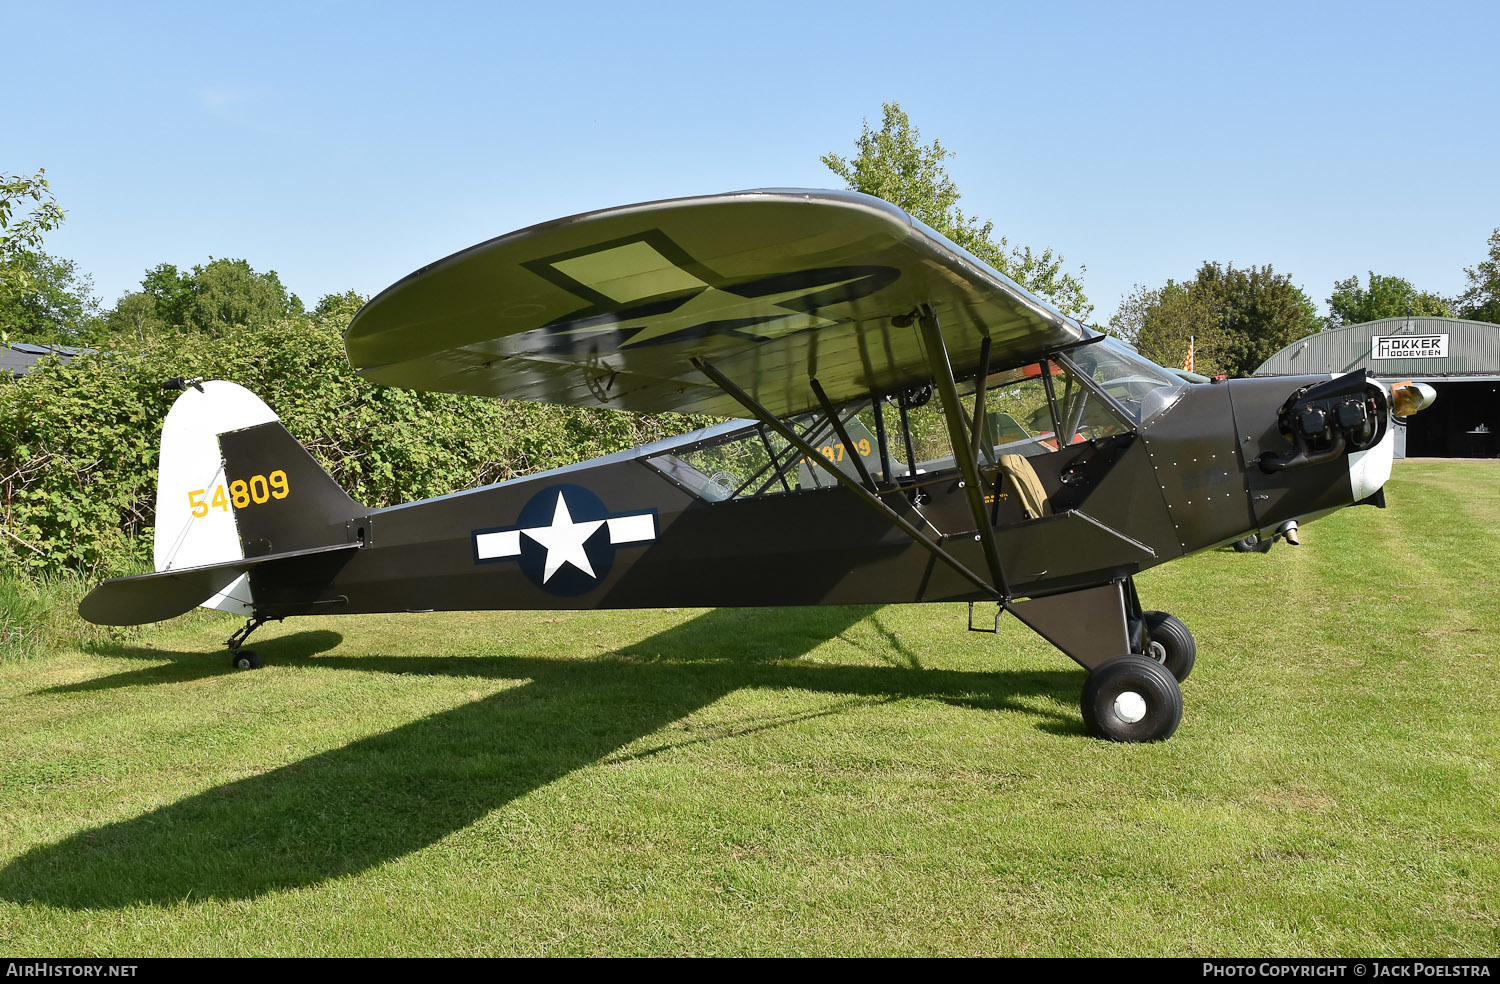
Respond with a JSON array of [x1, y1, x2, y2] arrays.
[[189, 470, 289, 517]]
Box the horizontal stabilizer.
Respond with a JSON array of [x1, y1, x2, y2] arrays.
[[78, 542, 360, 626]]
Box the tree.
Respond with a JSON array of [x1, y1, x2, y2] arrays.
[[312, 289, 367, 325], [139, 263, 197, 329], [823, 102, 1091, 321], [1194, 262, 1320, 378], [1, 169, 66, 298], [1456, 227, 1500, 324], [1110, 280, 1229, 377], [104, 291, 169, 341], [1108, 261, 1320, 378], [1325, 272, 1452, 330], [188, 258, 304, 332], [109, 257, 306, 335], [2, 168, 70, 346], [0, 252, 103, 345]]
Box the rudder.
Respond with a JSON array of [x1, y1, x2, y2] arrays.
[[217, 420, 361, 559], [153, 381, 359, 615]]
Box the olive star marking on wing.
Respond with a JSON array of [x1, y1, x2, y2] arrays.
[[546, 241, 860, 346]]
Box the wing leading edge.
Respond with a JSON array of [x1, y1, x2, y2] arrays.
[[345, 189, 1086, 418]]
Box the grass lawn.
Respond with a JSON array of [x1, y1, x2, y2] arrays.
[[0, 460, 1496, 956]]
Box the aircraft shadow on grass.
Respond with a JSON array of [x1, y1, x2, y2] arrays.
[[1, 607, 1081, 909]]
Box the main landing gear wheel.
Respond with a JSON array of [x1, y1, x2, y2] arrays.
[[1081, 655, 1183, 742], [231, 650, 262, 670], [1141, 610, 1195, 682]]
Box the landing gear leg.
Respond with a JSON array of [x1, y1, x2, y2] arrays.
[[227, 615, 268, 670], [1123, 578, 1195, 681]]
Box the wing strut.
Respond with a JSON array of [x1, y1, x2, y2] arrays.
[[969, 334, 995, 467], [810, 378, 876, 492], [691, 356, 1002, 601], [870, 393, 894, 486], [916, 305, 1012, 601]]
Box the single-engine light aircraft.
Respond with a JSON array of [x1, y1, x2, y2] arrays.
[[80, 190, 1437, 741]]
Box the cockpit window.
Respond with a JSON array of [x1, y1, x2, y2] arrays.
[[965, 359, 1122, 456], [643, 409, 888, 501], [644, 338, 1185, 503], [971, 365, 1064, 456], [961, 340, 1183, 458]]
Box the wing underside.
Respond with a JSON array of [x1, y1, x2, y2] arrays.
[[345, 189, 1085, 418]]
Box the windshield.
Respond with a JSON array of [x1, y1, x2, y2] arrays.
[[1064, 337, 1186, 425]]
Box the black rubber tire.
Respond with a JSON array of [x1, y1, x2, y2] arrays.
[[1142, 610, 1196, 683], [1080, 655, 1183, 743], [232, 650, 263, 670], [1233, 534, 1274, 553]]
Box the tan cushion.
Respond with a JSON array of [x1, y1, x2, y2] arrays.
[[997, 454, 1049, 519]]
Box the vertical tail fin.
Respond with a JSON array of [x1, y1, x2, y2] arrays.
[[154, 381, 359, 615]]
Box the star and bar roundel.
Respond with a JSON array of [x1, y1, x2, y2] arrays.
[[471, 484, 657, 597]]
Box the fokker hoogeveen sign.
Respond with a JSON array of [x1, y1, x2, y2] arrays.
[[1371, 334, 1448, 360]]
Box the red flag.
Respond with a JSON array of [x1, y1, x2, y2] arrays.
[[1182, 336, 1195, 373]]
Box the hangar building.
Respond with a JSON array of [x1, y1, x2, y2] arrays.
[[1253, 316, 1500, 458]]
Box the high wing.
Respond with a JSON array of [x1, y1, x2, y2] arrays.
[[345, 189, 1086, 418]]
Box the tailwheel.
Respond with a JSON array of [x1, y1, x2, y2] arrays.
[[226, 615, 269, 670], [1081, 655, 1182, 742], [1141, 610, 1195, 682]]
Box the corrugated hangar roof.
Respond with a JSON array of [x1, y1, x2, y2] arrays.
[[1254, 317, 1500, 379]]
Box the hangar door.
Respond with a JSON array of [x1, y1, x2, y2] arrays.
[[1402, 381, 1499, 457]]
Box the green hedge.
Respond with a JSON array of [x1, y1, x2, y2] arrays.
[[0, 309, 715, 578]]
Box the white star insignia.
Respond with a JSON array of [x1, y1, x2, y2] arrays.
[[473, 490, 657, 585], [523, 492, 604, 583]]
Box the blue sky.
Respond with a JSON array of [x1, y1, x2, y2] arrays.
[[8, 0, 1498, 324]]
